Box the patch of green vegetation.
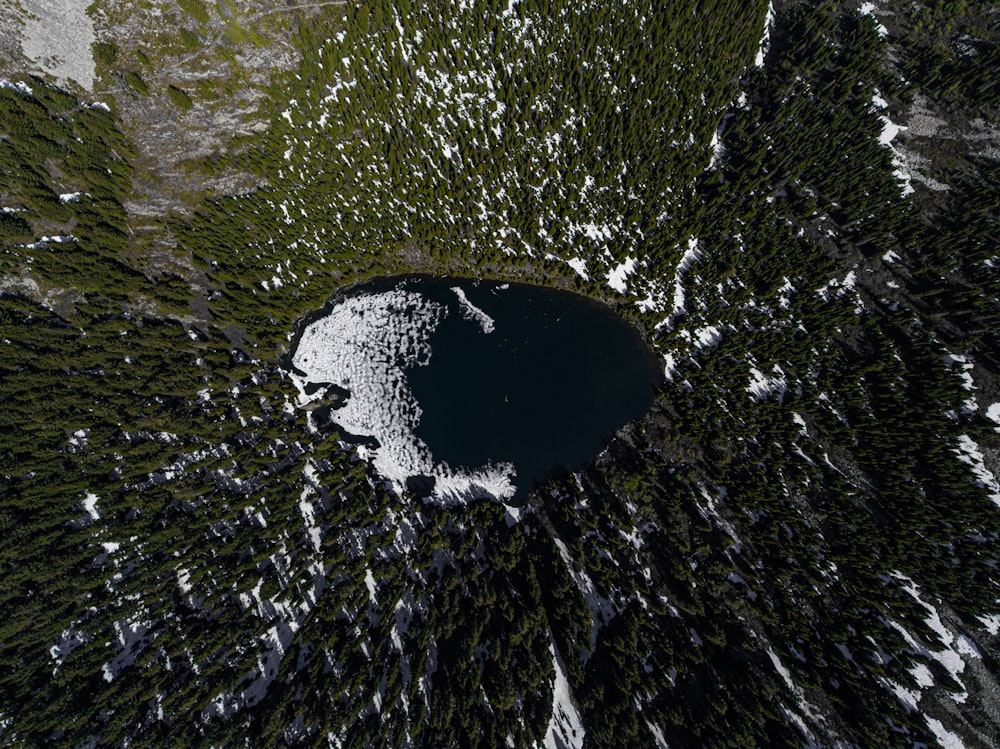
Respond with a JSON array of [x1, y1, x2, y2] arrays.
[[249, 28, 270, 47], [0, 212, 33, 242], [92, 41, 118, 66], [123, 70, 149, 95], [177, 0, 209, 25], [179, 27, 201, 51], [194, 78, 220, 101], [223, 19, 251, 45], [166, 85, 194, 111]]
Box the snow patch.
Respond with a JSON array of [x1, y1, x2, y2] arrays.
[[543, 633, 585, 749], [875, 100, 915, 197], [693, 325, 722, 349], [955, 435, 1000, 507], [81, 492, 101, 521], [985, 402, 1000, 431], [747, 365, 787, 401], [659, 238, 701, 331], [606, 257, 637, 294], [859, 2, 889, 38], [566, 256, 589, 280], [1, 79, 33, 96], [925, 717, 967, 749], [754, 3, 775, 68]]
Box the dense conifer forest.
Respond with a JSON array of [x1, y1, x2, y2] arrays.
[[2, 0, 1000, 746]]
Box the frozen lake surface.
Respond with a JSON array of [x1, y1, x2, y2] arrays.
[[290, 277, 661, 503]]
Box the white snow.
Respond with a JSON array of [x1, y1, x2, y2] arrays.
[[364, 568, 378, 604], [646, 722, 669, 749], [747, 365, 787, 401], [944, 353, 978, 414], [875, 102, 915, 196], [925, 717, 967, 749], [81, 492, 101, 521], [955, 435, 1000, 507], [978, 614, 1000, 636], [765, 647, 824, 744], [68, 428, 89, 451], [543, 633, 585, 749], [985, 403, 1000, 431], [102, 617, 152, 682], [451, 286, 495, 334], [663, 352, 678, 381], [693, 325, 722, 349], [176, 567, 192, 594], [888, 572, 984, 706], [859, 3, 889, 38], [606, 257, 637, 294], [659, 237, 701, 331], [49, 627, 86, 675], [291, 286, 515, 501], [1, 79, 33, 96], [566, 257, 589, 280], [552, 538, 615, 653], [754, 3, 775, 68]]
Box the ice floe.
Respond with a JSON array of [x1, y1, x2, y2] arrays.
[[451, 286, 495, 334], [291, 286, 515, 502]]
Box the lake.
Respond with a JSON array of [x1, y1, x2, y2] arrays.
[[289, 276, 662, 503]]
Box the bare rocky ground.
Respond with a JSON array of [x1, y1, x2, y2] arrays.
[[87, 0, 336, 220], [1, 0, 348, 296], [1, 0, 342, 229]]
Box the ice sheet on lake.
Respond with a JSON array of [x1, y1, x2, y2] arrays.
[[451, 286, 495, 334], [291, 287, 515, 501]]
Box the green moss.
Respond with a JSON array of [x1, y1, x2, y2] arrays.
[[177, 0, 209, 24], [249, 28, 270, 47], [223, 21, 250, 45], [166, 85, 194, 111], [179, 27, 201, 51], [92, 41, 118, 66], [123, 70, 149, 96]]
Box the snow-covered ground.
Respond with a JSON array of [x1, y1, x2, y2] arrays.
[[291, 287, 515, 502], [754, 2, 775, 68], [872, 92, 916, 196], [606, 256, 637, 294], [543, 632, 585, 749]]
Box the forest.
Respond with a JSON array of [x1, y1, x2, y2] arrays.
[[2, 0, 1000, 746]]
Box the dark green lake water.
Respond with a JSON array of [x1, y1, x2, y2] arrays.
[[405, 278, 661, 499]]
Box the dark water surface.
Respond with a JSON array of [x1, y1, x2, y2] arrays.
[[403, 278, 662, 499]]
